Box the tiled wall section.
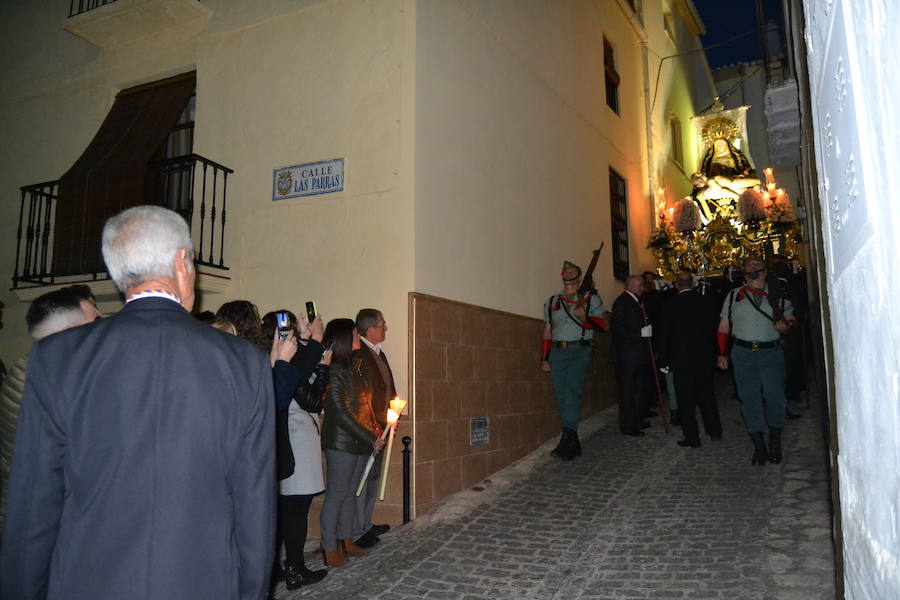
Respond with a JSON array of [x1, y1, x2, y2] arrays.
[[411, 293, 616, 517]]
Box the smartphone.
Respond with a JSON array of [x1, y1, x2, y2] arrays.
[[305, 301, 317, 324], [275, 311, 291, 340]]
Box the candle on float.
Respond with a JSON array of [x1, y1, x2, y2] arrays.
[[764, 168, 775, 185], [767, 182, 777, 197]]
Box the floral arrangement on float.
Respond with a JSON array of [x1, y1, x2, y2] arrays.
[[648, 166, 804, 278]]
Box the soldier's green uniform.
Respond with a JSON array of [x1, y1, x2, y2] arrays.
[[544, 292, 605, 430], [721, 285, 793, 433]]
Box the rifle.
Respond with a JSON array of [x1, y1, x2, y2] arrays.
[[577, 243, 604, 297]]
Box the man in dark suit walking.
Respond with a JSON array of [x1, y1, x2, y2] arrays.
[[658, 271, 723, 447], [1, 206, 275, 600], [351, 308, 396, 548], [611, 275, 654, 436]]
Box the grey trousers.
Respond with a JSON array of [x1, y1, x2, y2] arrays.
[[320, 449, 367, 551], [352, 451, 383, 539]]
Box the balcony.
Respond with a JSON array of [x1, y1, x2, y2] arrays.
[[69, 1, 119, 18], [12, 154, 233, 296], [64, 0, 212, 48]]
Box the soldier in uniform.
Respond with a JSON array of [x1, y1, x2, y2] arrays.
[[716, 256, 796, 465], [540, 261, 607, 461]]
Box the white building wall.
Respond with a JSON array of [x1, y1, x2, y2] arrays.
[[0, 0, 416, 399], [413, 0, 653, 317], [802, 0, 900, 595]]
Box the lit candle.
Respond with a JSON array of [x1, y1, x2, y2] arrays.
[[377, 397, 408, 501], [764, 168, 775, 185], [767, 182, 777, 197]]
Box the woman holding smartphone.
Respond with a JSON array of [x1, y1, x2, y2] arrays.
[[261, 310, 329, 590], [319, 318, 384, 567]]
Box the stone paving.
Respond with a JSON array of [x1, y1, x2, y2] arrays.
[[277, 372, 836, 600]]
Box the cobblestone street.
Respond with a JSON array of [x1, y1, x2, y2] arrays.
[[279, 373, 836, 600]]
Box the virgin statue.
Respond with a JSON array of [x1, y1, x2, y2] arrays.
[[691, 115, 760, 223]]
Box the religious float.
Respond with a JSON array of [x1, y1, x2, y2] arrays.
[[648, 99, 802, 279]]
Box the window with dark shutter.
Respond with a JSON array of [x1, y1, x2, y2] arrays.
[[609, 168, 629, 281], [603, 38, 620, 114]]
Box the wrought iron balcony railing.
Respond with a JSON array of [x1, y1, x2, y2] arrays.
[[13, 154, 233, 289], [69, 0, 118, 18]]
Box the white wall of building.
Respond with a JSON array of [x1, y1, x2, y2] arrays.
[[0, 0, 416, 400], [802, 0, 900, 595], [413, 0, 652, 317]]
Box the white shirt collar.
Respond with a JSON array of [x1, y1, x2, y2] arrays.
[[625, 290, 640, 303], [361, 335, 382, 355]]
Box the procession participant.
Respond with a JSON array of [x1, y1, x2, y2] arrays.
[[540, 261, 607, 461], [716, 256, 796, 465], [771, 255, 807, 418], [611, 275, 654, 437], [658, 272, 722, 448]]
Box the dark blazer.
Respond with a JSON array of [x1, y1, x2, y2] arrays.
[[658, 289, 719, 370], [353, 344, 396, 428], [0, 297, 275, 600], [611, 291, 650, 366]]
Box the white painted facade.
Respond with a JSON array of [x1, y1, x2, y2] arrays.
[[801, 0, 900, 595]]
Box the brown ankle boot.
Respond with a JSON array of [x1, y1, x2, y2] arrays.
[[342, 538, 370, 556], [322, 547, 346, 567]]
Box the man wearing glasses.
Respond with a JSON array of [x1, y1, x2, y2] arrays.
[[351, 309, 395, 548], [716, 256, 796, 466]]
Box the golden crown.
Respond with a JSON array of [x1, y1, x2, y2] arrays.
[[700, 116, 739, 145]]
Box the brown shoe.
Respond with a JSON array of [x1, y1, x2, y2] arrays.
[[322, 547, 346, 567], [341, 538, 371, 556]]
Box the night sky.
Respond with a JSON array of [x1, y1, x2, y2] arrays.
[[692, 0, 785, 69]]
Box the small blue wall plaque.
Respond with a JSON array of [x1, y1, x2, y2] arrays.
[[273, 158, 344, 200]]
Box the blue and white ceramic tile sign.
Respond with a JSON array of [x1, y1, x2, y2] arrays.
[[273, 158, 344, 200]]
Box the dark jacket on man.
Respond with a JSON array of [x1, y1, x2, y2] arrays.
[[0, 297, 275, 600], [352, 345, 396, 429]]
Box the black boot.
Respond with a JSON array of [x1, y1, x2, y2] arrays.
[[750, 433, 768, 466], [550, 429, 567, 457], [768, 427, 783, 464], [559, 428, 580, 461]]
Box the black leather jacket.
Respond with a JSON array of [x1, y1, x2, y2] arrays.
[[321, 360, 380, 455]]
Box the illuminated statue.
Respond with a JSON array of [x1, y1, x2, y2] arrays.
[[691, 114, 761, 223]]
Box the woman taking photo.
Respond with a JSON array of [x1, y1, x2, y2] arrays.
[[319, 318, 384, 567], [262, 310, 328, 590]]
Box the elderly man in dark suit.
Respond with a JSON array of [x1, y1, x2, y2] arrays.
[[350, 308, 396, 548], [1, 206, 275, 600], [611, 275, 654, 437], [658, 271, 723, 447]]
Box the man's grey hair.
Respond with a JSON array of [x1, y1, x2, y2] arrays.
[[355, 308, 383, 336], [102, 206, 194, 292]]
